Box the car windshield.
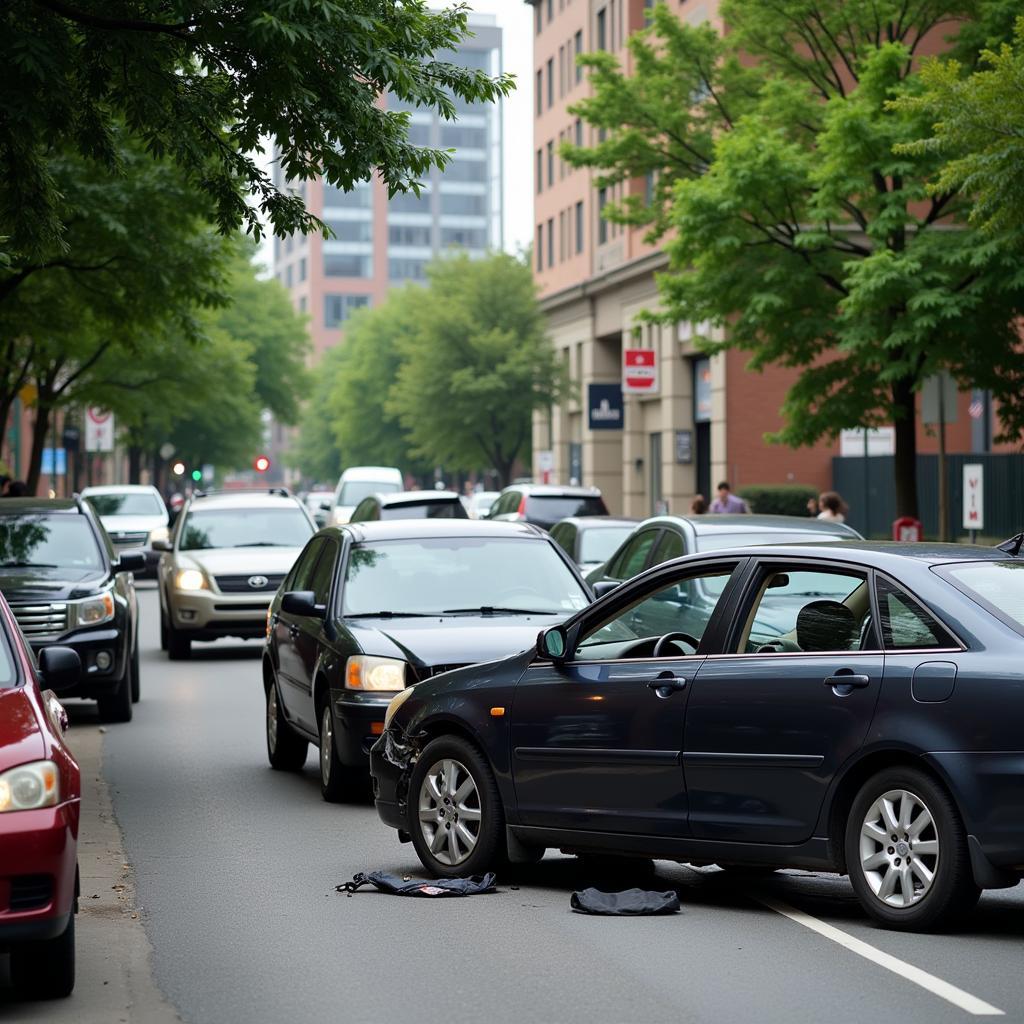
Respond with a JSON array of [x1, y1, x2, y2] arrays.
[[178, 508, 314, 550], [339, 480, 401, 506], [85, 493, 164, 517], [526, 495, 608, 525], [939, 561, 1024, 634], [380, 501, 466, 520], [580, 525, 635, 564], [0, 514, 103, 570], [342, 538, 590, 616], [695, 531, 845, 552], [0, 628, 16, 687]]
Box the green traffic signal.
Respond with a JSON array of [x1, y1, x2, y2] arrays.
[[191, 469, 202, 482]]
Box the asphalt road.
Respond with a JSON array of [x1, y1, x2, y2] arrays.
[[90, 585, 1024, 1022]]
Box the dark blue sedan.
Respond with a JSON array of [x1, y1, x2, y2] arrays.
[[371, 540, 1024, 932]]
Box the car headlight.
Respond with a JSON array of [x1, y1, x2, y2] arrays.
[[345, 655, 406, 693], [75, 590, 115, 626], [384, 684, 415, 728], [0, 761, 59, 812], [175, 568, 207, 591]]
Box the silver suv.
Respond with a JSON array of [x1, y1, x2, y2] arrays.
[[156, 489, 315, 660]]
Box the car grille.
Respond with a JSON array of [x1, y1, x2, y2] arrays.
[[9, 875, 53, 911], [214, 573, 286, 594], [109, 531, 148, 546], [11, 602, 69, 640]]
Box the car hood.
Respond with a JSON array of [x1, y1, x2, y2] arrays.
[[0, 688, 44, 769], [346, 613, 565, 672], [0, 567, 108, 602], [176, 547, 303, 576], [100, 514, 166, 535]]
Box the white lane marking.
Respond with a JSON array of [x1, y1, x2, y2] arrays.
[[757, 896, 1004, 1017]]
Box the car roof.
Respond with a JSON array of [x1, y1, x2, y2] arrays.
[[377, 490, 461, 506], [0, 497, 80, 515], [186, 492, 303, 510], [338, 519, 550, 542], [556, 516, 640, 529], [642, 513, 859, 537], [80, 484, 160, 495], [502, 484, 603, 497], [339, 466, 402, 481], [681, 539, 1015, 567]]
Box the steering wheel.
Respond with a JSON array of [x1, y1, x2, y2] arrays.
[[653, 631, 700, 657]]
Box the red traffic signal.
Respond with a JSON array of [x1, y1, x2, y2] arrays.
[[254, 455, 271, 473]]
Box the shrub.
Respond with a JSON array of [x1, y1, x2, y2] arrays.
[[738, 484, 818, 517]]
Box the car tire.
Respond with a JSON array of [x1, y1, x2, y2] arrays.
[[318, 705, 357, 803], [10, 912, 75, 999], [408, 735, 505, 878], [130, 638, 140, 704], [96, 663, 133, 724], [266, 681, 307, 771], [159, 606, 168, 652], [167, 621, 191, 661], [845, 766, 980, 932]]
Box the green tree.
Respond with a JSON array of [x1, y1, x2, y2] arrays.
[[1, 0, 513, 263], [289, 353, 345, 487], [389, 253, 569, 487], [563, 1, 1024, 518], [899, 16, 1024, 235]]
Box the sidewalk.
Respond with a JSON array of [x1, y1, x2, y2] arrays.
[[0, 722, 179, 1022]]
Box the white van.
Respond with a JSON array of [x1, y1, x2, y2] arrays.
[[328, 466, 403, 525]]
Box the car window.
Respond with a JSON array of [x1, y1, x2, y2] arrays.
[[85, 493, 165, 517], [525, 495, 608, 526], [876, 576, 956, 649], [309, 540, 338, 606], [0, 514, 104, 570], [492, 491, 518, 517], [285, 538, 323, 592], [737, 568, 870, 654], [578, 525, 633, 565], [178, 508, 313, 550], [350, 498, 379, 523], [576, 565, 739, 660], [695, 531, 847, 552], [937, 560, 1024, 638], [0, 626, 16, 687], [607, 529, 658, 581], [338, 480, 400, 506], [379, 501, 467, 520], [651, 528, 685, 566], [549, 522, 574, 556]]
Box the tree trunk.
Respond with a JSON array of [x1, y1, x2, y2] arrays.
[[891, 376, 919, 522], [128, 445, 142, 484], [25, 404, 52, 496]]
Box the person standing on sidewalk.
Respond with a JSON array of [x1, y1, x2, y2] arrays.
[[817, 491, 848, 523], [710, 481, 749, 514]]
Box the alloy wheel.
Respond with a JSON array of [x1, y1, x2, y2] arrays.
[[418, 758, 482, 867], [320, 707, 333, 785], [859, 788, 939, 908], [267, 687, 279, 755]]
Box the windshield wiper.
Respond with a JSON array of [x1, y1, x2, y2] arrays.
[[345, 611, 436, 619], [441, 606, 560, 616], [0, 561, 58, 568], [233, 542, 286, 548]]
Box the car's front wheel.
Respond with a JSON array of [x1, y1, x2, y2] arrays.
[[166, 620, 190, 661], [10, 913, 75, 999], [319, 705, 358, 802], [96, 661, 133, 724], [265, 681, 307, 771], [129, 638, 140, 703], [408, 735, 505, 878], [845, 767, 980, 931]]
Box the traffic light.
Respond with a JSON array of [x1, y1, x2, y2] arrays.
[[254, 455, 271, 473], [191, 469, 202, 482], [172, 461, 186, 476]]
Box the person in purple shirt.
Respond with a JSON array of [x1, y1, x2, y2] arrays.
[[709, 481, 749, 514]]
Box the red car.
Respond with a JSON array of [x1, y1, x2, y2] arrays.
[[0, 592, 81, 999]]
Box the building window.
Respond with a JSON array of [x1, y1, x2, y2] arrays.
[[575, 118, 583, 146], [575, 201, 584, 253], [597, 8, 607, 51], [536, 223, 543, 270], [389, 189, 431, 214], [441, 226, 489, 249], [598, 187, 608, 244], [407, 123, 432, 146], [546, 141, 554, 187], [574, 30, 583, 83], [440, 158, 488, 183], [559, 210, 566, 262], [285, 263, 293, 287], [324, 294, 370, 329], [536, 69, 543, 116], [546, 57, 554, 109], [439, 192, 487, 216], [326, 219, 373, 243], [323, 183, 372, 209], [558, 46, 565, 99], [440, 125, 488, 148], [536, 149, 543, 193], [324, 252, 372, 278], [535, 2, 542, 34], [389, 258, 427, 281], [388, 223, 432, 246], [547, 216, 554, 267], [546, 0, 553, 22], [644, 0, 655, 24], [298, 295, 307, 314], [298, 257, 306, 282]]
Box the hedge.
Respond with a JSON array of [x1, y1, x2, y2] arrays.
[[737, 484, 819, 517]]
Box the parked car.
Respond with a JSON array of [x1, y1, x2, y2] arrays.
[[549, 516, 639, 575], [349, 490, 469, 523], [373, 539, 1024, 932], [328, 467, 403, 526], [0, 497, 143, 722], [302, 489, 335, 529], [80, 484, 169, 577], [156, 488, 316, 660], [586, 514, 861, 588], [263, 519, 591, 802], [465, 491, 500, 520], [0, 590, 82, 999], [487, 484, 608, 530]]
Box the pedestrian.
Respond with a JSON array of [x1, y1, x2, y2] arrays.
[[806, 496, 819, 517], [709, 481, 749, 514], [817, 491, 848, 523], [6, 480, 29, 497], [690, 494, 708, 515]]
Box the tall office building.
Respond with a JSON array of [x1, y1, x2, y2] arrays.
[[274, 14, 503, 357]]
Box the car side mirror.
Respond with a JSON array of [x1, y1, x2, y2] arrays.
[[115, 550, 147, 571], [592, 580, 620, 599], [281, 590, 326, 619], [151, 537, 172, 552], [538, 625, 568, 663], [38, 646, 81, 695], [320, 501, 332, 511]]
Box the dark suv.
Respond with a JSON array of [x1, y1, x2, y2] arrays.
[[0, 497, 143, 722], [487, 485, 608, 530]]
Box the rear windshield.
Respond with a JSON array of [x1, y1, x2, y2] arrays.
[[338, 481, 401, 506], [526, 495, 608, 525], [695, 531, 845, 553], [179, 509, 314, 550], [0, 514, 103, 570], [580, 525, 635, 564], [86, 493, 165, 517], [938, 561, 1024, 635], [380, 501, 468, 521]]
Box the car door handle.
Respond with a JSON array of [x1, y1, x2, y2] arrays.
[[647, 675, 688, 696], [824, 673, 870, 690]]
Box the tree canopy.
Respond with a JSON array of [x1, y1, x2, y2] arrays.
[[563, 0, 1024, 518], [0, 0, 513, 264]]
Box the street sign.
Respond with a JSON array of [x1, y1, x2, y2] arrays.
[[623, 349, 658, 394], [587, 384, 623, 430], [537, 450, 554, 484], [963, 463, 984, 531], [84, 407, 115, 452]]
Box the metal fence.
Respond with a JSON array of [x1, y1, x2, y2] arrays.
[[832, 453, 1024, 540]]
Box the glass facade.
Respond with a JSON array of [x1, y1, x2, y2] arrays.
[[324, 294, 370, 328]]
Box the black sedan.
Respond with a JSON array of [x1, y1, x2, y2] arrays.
[[262, 520, 591, 801], [372, 540, 1024, 932], [0, 497, 143, 722]]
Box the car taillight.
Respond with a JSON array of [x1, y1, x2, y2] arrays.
[[265, 606, 272, 639], [516, 495, 527, 517]]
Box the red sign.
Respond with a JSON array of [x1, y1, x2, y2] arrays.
[[623, 348, 658, 394]]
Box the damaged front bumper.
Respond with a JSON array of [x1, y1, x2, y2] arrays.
[[369, 728, 417, 833]]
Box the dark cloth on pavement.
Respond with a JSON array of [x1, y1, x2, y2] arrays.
[[570, 887, 681, 916], [336, 871, 497, 897]]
